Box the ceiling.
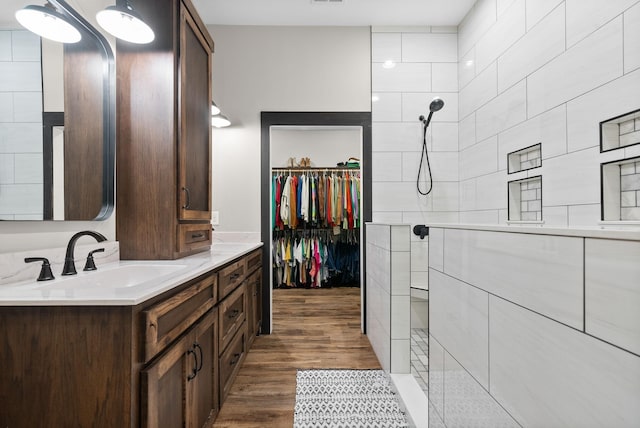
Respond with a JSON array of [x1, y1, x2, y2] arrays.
[[3, 0, 476, 31], [190, 0, 476, 27]]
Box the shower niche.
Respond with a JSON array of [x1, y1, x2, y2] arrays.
[[508, 176, 543, 222], [600, 109, 640, 222]]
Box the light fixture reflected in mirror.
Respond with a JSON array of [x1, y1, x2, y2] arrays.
[[96, 1, 154, 44], [211, 101, 221, 116], [15, 2, 82, 43], [211, 113, 231, 128]]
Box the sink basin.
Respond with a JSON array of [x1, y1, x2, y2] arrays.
[[36, 263, 188, 290]]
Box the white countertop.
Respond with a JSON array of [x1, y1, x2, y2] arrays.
[[424, 223, 640, 240], [0, 242, 262, 306]]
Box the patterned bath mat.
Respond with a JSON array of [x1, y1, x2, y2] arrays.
[[293, 369, 409, 428]]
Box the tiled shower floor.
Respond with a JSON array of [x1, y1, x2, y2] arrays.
[[411, 328, 429, 394]]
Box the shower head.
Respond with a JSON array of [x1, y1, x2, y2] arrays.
[[429, 97, 444, 112], [419, 97, 445, 128]]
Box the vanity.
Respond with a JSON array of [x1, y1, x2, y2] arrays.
[[0, 243, 263, 428]]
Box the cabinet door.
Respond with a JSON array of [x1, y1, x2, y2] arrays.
[[141, 334, 193, 428], [247, 269, 262, 340], [188, 309, 219, 428], [178, 2, 212, 221]]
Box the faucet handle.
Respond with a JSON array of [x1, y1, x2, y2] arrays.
[[24, 257, 55, 281], [83, 248, 105, 271]]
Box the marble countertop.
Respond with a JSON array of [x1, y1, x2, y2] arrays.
[[0, 242, 262, 306]]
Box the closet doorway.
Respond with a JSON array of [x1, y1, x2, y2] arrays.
[[260, 112, 372, 334]]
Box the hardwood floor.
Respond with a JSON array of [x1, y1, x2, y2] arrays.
[[211, 287, 381, 428]]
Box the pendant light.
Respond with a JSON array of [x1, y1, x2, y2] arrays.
[[96, 1, 154, 44], [15, 2, 82, 44], [211, 101, 221, 116], [211, 114, 231, 128]]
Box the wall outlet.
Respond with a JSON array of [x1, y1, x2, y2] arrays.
[[212, 211, 220, 225]]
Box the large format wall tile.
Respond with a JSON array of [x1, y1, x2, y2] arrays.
[[459, 136, 498, 180], [498, 3, 565, 93], [475, 79, 526, 142], [429, 335, 445, 419], [430, 269, 489, 388], [444, 351, 519, 428], [585, 238, 640, 356], [566, 0, 638, 48], [566, 68, 640, 153], [372, 152, 402, 182], [372, 62, 431, 93], [527, 17, 623, 118], [490, 295, 640, 427], [432, 63, 459, 92], [624, 2, 640, 73], [444, 228, 584, 328], [372, 92, 401, 122], [458, 0, 497, 61], [475, 0, 525, 73], [371, 32, 401, 63], [459, 62, 497, 120], [428, 227, 444, 272], [497, 104, 567, 170], [542, 147, 601, 207], [401, 33, 457, 63], [372, 122, 422, 152], [458, 113, 476, 150], [475, 171, 506, 211], [526, 0, 563, 30]]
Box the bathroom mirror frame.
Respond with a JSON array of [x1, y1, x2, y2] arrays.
[[5, 0, 115, 221], [52, 0, 115, 221]]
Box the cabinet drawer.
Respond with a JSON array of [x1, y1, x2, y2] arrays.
[[219, 322, 247, 405], [246, 249, 262, 274], [218, 283, 246, 353], [143, 273, 217, 362], [218, 259, 246, 300], [177, 223, 212, 254]]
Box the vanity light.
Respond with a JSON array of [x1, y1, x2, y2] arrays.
[[15, 3, 82, 44], [96, 1, 154, 44], [211, 101, 221, 116], [211, 113, 231, 128]]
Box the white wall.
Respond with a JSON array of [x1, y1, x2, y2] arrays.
[[207, 25, 371, 232], [458, 0, 640, 226], [270, 127, 361, 169]]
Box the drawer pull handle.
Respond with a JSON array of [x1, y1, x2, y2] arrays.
[[229, 273, 241, 281], [191, 233, 205, 239], [186, 348, 198, 381], [227, 308, 240, 319], [194, 342, 203, 373], [230, 353, 241, 366]]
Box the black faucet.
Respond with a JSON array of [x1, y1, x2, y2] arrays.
[[62, 231, 108, 276]]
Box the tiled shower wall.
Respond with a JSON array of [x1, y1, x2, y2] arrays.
[[621, 161, 640, 220], [0, 30, 43, 220], [370, 26, 459, 290], [458, 0, 640, 227]]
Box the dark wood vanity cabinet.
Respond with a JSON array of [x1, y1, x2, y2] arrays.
[[116, 0, 214, 260], [0, 250, 262, 428]]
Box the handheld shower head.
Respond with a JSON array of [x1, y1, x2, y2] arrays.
[[429, 97, 444, 112], [419, 97, 445, 127]]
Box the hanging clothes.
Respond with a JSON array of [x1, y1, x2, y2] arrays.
[[271, 229, 360, 289], [271, 169, 360, 231]]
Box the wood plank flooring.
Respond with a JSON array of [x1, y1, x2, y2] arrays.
[[212, 287, 381, 428]]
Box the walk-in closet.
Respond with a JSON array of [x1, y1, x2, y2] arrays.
[[260, 112, 372, 334]]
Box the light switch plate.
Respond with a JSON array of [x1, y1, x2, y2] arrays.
[[212, 211, 220, 225]]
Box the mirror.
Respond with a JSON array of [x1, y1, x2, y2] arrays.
[[0, 0, 114, 221]]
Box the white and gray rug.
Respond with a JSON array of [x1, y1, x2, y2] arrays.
[[293, 369, 409, 428]]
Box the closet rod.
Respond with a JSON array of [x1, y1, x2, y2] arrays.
[[271, 167, 360, 172]]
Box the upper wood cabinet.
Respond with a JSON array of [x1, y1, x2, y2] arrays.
[[116, 0, 214, 259]]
